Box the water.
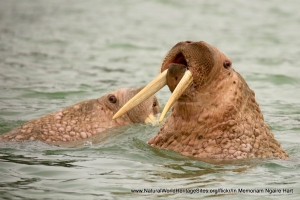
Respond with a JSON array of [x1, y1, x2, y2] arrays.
[[0, 0, 300, 199]]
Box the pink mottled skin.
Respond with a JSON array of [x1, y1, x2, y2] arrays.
[[148, 41, 288, 159], [0, 87, 160, 143]]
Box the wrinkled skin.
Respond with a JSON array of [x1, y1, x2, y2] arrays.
[[115, 41, 288, 160], [0, 87, 160, 143]]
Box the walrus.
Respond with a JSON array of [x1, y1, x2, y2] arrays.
[[113, 41, 288, 160], [0, 87, 160, 143]]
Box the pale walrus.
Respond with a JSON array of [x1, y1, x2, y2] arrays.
[[113, 41, 288, 160], [0, 87, 160, 143]]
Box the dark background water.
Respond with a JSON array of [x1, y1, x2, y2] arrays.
[[0, 0, 299, 199]]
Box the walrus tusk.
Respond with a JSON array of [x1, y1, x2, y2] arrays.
[[158, 70, 193, 122], [144, 113, 159, 126], [113, 70, 168, 120]]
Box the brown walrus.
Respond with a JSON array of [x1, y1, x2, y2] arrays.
[[0, 87, 160, 143], [113, 41, 288, 160]]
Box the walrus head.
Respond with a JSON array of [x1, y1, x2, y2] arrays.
[[0, 87, 160, 143], [106, 87, 160, 125], [113, 41, 232, 122], [113, 41, 288, 160]]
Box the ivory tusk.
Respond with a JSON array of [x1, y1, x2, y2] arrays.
[[159, 70, 193, 122], [113, 70, 168, 119]]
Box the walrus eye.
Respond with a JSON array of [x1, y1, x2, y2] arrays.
[[223, 60, 231, 69], [108, 94, 117, 104], [153, 101, 157, 107]]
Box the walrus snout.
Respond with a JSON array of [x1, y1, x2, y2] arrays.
[[162, 41, 215, 85]]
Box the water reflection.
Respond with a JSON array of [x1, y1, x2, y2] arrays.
[[0, 152, 77, 167]]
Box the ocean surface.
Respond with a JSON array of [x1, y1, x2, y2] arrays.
[[0, 0, 299, 199]]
